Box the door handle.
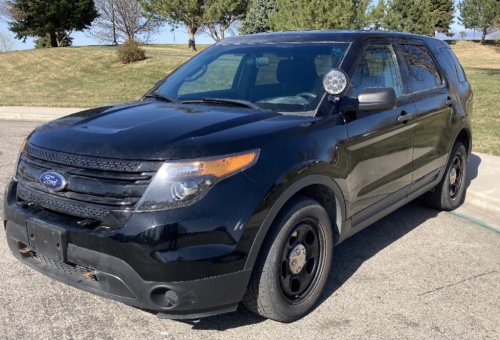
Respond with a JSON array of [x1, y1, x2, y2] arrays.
[[398, 112, 413, 123], [445, 97, 455, 106]]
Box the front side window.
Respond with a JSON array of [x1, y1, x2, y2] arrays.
[[400, 44, 442, 92], [154, 43, 348, 113], [351, 44, 402, 98]]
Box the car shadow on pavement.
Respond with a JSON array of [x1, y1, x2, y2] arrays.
[[177, 200, 441, 330], [317, 200, 439, 306], [465, 153, 481, 188]]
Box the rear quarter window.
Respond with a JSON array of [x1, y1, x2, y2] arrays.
[[445, 48, 468, 83]]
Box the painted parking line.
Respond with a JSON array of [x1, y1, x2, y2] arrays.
[[448, 211, 500, 235]]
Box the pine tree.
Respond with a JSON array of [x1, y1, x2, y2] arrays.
[[239, 0, 278, 35], [384, 0, 435, 35], [8, 0, 98, 47], [268, 0, 370, 31], [34, 32, 73, 48], [368, 0, 386, 30], [458, 0, 499, 44], [429, 0, 455, 37]]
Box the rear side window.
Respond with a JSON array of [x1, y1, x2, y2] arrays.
[[400, 44, 442, 93], [445, 49, 467, 83], [351, 44, 402, 97]]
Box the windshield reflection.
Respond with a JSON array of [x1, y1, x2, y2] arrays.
[[153, 43, 348, 113]]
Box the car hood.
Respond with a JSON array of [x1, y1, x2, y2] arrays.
[[27, 100, 317, 160]]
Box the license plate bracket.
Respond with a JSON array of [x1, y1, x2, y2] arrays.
[[26, 218, 67, 262]]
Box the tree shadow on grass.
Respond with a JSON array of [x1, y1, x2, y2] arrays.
[[176, 200, 442, 330]]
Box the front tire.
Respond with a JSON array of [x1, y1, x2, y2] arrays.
[[242, 196, 333, 322], [424, 142, 467, 211]]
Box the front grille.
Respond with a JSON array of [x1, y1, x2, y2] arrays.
[[16, 143, 163, 228], [17, 186, 109, 219], [30, 251, 98, 282]]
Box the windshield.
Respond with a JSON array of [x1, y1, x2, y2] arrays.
[[153, 43, 348, 113]]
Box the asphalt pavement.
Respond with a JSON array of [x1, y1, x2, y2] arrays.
[[0, 120, 499, 339]]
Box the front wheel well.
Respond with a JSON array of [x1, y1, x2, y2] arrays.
[[295, 184, 341, 245]]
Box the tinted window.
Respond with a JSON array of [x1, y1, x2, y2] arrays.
[[400, 44, 442, 92], [255, 54, 288, 86], [351, 44, 402, 97], [254, 50, 344, 86], [445, 48, 467, 83]]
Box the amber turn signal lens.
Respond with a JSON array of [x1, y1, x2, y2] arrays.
[[199, 152, 258, 178], [168, 151, 259, 179], [20, 140, 28, 154]]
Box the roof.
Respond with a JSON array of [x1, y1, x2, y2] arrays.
[[216, 30, 441, 45]]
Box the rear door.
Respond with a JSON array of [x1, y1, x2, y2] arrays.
[[344, 40, 417, 221], [395, 42, 456, 186], [437, 46, 473, 118]]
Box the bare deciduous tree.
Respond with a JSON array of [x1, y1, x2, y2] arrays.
[[0, 0, 11, 22], [0, 30, 15, 52], [90, 0, 164, 44]]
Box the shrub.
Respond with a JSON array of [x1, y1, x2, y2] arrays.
[[116, 40, 146, 64]]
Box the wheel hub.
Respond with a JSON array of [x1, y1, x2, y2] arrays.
[[288, 244, 306, 274], [449, 167, 457, 185]]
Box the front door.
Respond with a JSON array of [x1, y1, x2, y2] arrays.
[[343, 41, 417, 223]]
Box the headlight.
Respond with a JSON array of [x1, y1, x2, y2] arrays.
[[13, 139, 28, 181], [136, 149, 260, 211]]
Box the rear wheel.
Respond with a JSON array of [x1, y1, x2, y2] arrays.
[[242, 196, 333, 322], [424, 142, 467, 211]]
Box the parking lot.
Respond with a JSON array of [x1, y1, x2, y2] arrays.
[[1, 120, 499, 340]]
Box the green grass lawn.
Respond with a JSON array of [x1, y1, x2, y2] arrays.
[[451, 41, 500, 155], [0, 41, 499, 155]]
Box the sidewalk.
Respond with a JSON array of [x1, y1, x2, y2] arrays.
[[0, 106, 85, 121], [455, 152, 500, 229]]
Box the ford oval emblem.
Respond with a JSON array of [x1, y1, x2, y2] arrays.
[[39, 172, 67, 191]]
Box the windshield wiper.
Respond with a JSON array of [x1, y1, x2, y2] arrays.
[[182, 97, 262, 110], [144, 93, 179, 103]]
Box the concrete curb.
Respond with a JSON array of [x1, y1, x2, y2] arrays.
[[464, 190, 500, 215], [0, 107, 86, 122]]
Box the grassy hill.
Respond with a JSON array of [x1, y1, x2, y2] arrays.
[[0, 44, 210, 108], [0, 41, 498, 155]]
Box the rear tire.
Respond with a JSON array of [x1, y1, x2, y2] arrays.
[[242, 196, 333, 322], [424, 142, 467, 211]]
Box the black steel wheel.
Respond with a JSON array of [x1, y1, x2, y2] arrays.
[[448, 154, 465, 200], [424, 142, 468, 211], [243, 196, 333, 322], [279, 219, 321, 303]]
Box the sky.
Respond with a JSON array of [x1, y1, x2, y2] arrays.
[[0, 0, 473, 51]]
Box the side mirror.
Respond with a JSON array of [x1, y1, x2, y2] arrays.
[[357, 87, 397, 112]]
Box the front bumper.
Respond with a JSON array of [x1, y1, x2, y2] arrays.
[[3, 179, 260, 318], [5, 220, 251, 317]]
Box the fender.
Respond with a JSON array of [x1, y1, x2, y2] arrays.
[[244, 174, 347, 271], [454, 120, 472, 159], [445, 119, 472, 167]]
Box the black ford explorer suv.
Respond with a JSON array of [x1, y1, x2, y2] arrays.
[[3, 30, 472, 322]]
